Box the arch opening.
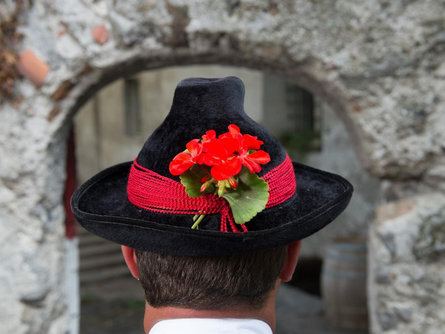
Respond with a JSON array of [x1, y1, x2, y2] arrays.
[[68, 64, 379, 333]]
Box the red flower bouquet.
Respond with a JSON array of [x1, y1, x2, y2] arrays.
[[169, 124, 271, 229]]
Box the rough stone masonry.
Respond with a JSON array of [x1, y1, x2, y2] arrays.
[[0, 0, 444, 333]]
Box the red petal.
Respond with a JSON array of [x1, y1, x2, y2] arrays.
[[247, 150, 271, 164], [210, 157, 242, 181], [243, 134, 263, 150], [221, 125, 243, 146], [242, 158, 261, 173], [198, 152, 219, 166], [225, 157, 242, 175], [228, 124, 240, 135], [186, 139, 202, 158], [204, 138, 231, 159], [169, 152, 194, 175], [219, 136, 239, 155], [202, 130, 216, 143], [211, 164, 233, 181]]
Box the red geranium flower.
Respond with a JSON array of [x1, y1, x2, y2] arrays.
[[221, 124, 271, 173], [168, 124, 272, 231], [169, 124, 270, 180], [169, 139, 203, 175]]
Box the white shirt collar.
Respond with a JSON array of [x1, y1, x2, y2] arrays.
[[149, 318, 273, 334]]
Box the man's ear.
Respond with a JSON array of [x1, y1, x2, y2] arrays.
[[121, 245, 139, 279], [279, 240, 302, 282]]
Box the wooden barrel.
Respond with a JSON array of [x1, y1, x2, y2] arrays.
[[321, 237, 368, 330]]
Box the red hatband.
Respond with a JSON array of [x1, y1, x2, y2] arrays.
[[127, 155, 296, 232]]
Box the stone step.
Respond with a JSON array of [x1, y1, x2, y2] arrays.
[[80, 265, 131, 285], [77, 222, 129, 285]]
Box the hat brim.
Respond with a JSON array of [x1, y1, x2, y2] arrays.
[[71, 161, 353, 256]]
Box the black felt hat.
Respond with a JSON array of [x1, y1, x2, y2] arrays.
[[71, 76, 353, 256]]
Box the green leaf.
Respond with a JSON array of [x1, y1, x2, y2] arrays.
[[222, 169, 269, 224], [179, 166, 210, 198]]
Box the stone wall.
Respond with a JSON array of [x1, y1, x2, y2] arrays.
[[369, 194, 445, 333], [0, 0, 444, 333]]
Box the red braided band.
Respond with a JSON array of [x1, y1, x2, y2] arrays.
[[127, 155, 296, 233]]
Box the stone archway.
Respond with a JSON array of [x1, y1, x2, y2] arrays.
[[1, 1, 443, 333]]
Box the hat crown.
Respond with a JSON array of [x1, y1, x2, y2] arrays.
[[176, 76, 245, 92], [170, 76, 246, 118], [136, 76, 286, 177]]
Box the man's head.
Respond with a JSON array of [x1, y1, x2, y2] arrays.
[[122, 241, 302, 311]]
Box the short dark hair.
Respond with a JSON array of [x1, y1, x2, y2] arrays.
[[135, 246, 287, 310]]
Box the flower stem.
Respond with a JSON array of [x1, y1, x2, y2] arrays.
[[192, 214, 205, 229]]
